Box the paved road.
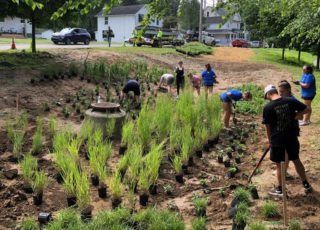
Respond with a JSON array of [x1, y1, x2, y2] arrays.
[[0, 43, 124, 50]]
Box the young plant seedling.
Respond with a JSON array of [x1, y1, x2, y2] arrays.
[[163, 184, 174, 195], [192, 195, 209, 217], [261, 200, 280, 218]]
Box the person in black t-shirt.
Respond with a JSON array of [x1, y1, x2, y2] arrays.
[[175, 61, 185, 96], [120, 80, 141, 106], [262, 85, 312, 196]]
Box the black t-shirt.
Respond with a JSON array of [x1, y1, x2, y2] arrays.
[[262, 97, 306, 146]]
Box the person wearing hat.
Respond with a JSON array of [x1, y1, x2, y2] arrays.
[[220, 89, 252, 129], [263, 84, 312, 196], [158, 73, 175, 93]]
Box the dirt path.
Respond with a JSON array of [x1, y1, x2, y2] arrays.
[[204, 47, 255, 62]]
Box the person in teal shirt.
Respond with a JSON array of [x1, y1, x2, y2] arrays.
[[220, 89, 252, 128]]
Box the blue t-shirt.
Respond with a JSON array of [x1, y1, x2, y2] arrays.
[[300, 73, 316, 98], [201, 69, 216, 86], [220, 89, 242, 102]]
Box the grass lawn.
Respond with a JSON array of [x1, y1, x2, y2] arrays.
[[94, 46, 180, 55], [250, 48, 319, 107], [0, 37, 53, 44]]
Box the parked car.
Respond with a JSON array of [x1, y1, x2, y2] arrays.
[[51, 28, 91, 45], [201, 31, 216, 46], [250, 41, 263, 48], [232, 39, 250, 48]]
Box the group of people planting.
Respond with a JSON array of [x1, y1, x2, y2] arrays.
[[119, 63, 316, 196]]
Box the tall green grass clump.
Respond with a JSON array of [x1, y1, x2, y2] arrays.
[[31, 117, 44, 155], [20, 153, 38, 186], [261, 200, 280, 218], [249, 222, 267, 230], [234, 187, 251, 204], [192, 217, 207, 230], [137, 103, 153, 151], [46, 208, 83, 230], [20, 218, 39, 230]]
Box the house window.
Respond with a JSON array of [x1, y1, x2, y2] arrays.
[[207, 12, 209, 17], [138, 14, 144, 22], [20, 19, 25, 23], [105, 17, 108, 25], [156, 20, 159, 26]]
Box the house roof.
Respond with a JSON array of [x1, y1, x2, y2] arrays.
[[95, 4, 145, 17], [205, 16, 223, 24]]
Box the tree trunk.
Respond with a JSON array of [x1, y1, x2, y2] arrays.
[[317, 44, 320, 70], [298, 46, 301, 64], [282, 45, 285, 61], [198, 0, 203, 43], [31, 12, 36, 53]]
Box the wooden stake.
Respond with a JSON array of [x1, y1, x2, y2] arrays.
[[281, 161, 288, 226]]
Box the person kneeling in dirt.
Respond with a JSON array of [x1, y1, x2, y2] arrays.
[[263, 85, 312, 196], [188, 73, 201, 96], [220, 89, 252, 129], [158, 73, 174, 93], [120, 79, 141, 107]]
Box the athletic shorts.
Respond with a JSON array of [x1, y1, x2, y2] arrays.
[[270, 137, 300, 163], [302, 96, 315, 101], [123, 84, 140, 96]]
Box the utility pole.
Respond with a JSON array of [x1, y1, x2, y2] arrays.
[[199, 0, 203, 43]]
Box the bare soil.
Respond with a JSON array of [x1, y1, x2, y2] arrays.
[[0, 47, 319, 229]]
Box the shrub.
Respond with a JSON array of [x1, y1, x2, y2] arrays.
[[261, 200, 280, 218], [249, 222, 267, 230], [176, 42, 212, 56], [20, 218, 39, 230], [192, 217, 207, 230], [289, 220, 302, 230], [234, 187, 251, 204]]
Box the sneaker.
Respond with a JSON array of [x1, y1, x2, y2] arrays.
[[304, 184, 313, 194], [268, 186, 283, 197], [299, 121, 311, 126]]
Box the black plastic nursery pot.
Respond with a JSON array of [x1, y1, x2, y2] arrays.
[[188, 156, 194, 166], [195, 150, 203, 158], [8, 155, 20, 163], [203, 144, 210, 152], [139, 193, 149, 206], [250, 187, 259, 199], [81, 206, 93, 221], [232, 221, 246, 230], [112, 198, 122, 209], [119, 145, 127, 155], [91, 175, 99, 186], [149, 184, 157, 195], [33, 192, 43, 206], [38, 212, 52, 224], [182, 164, 189, 175], [196, 208, 206, 217], [67, 196, 77, 207], [235, 157, 241, 164], [22, 182, 33, 194], [217, 156, 223, 163], [224, 160, 231, 168], [55, 172, 64, 184], [227, 151, 233, 159], [98, 185, 107, 198], [175, 174, 184, 184], [227, 171, 236, 178]]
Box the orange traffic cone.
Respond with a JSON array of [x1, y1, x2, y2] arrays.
[[11, 38, 16, 49]]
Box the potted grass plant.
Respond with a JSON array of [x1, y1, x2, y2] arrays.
[[20, 153, 38, 193], [173, 155, 183, 183], [31, 171, 47, 205], [119, 120, 134, 155], [248, 184, 259, 200], [105, 118, 116, 140], [200, 126, 209, 153], [232, 209, 250, 230], [137, 104, 153, 154], [31, 127, 43, 156], [97, 160, 108, 198], [192, 195, 209, 218], [76, 172, 92, 221], [138, 167, 152, 206], [109, 172, 124, 209], [63, 166, 79, 207]]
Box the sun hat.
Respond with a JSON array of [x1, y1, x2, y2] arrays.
[[264, 85, 277, 99]]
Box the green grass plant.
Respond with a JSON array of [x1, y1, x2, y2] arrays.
[[109, 172, 123, 200], [121, 120, 134, 146], [192, 195, 209, 213], [172, 155, 183, 175], [20, 153, 38, 184], [105, 118, 116, 138], [76, 172, 91, 211], [176, 42, 212, 56], [20, 218, 39, 230], [31, 127, 43, 154], [46, 208, 83, 230], [289, 220, 302, 230], [261, 200, 280, 218], [234, 187, 251, 204], [249, 222, 267, 230], [31, 171, 47, 195], [138, 166, 152, 193], [48, 115, 57, 136], [234, 209, 250, 225], [191, 217, 207, 230], [137, 104, 153, 150]]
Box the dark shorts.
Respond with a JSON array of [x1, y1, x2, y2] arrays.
[[270, 137, 300, 163], [123, 84, 140, 96], [302, 96, 315, 101], [204, 85, 213, 87]]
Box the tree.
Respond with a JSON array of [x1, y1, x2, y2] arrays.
[[178, 0, 200, 31]]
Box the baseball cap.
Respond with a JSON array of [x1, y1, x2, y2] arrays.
[[264, 85, 277, 99]]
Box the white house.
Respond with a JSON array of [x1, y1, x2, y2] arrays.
[[0, 17, 32, 36], [203, 7, 248, 46], [95, 4, 163, 42]]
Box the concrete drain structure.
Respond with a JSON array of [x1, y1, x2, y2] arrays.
[[84, 102, 126, 140]]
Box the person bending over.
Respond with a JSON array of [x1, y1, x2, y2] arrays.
[[188, 73, 201, 96], [263, 85, 312, 196], [158, 73, 174, 94], [120, 79, 141, 106], [220, 89, 252, 128]]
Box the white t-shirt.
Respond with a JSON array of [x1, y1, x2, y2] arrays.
[[160, 74, 174, 84]]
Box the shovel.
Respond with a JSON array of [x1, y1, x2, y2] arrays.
[[247, 146, 271, 184]]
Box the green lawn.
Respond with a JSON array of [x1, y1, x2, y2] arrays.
[[94, 46, 180, 55], [0, 37, 53, 44], [250, 48, 319, 107]]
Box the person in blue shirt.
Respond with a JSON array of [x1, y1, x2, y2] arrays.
[[201, 64, 217, 97], [294, 65, 316, 126], [220, 89, 252, 128]]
